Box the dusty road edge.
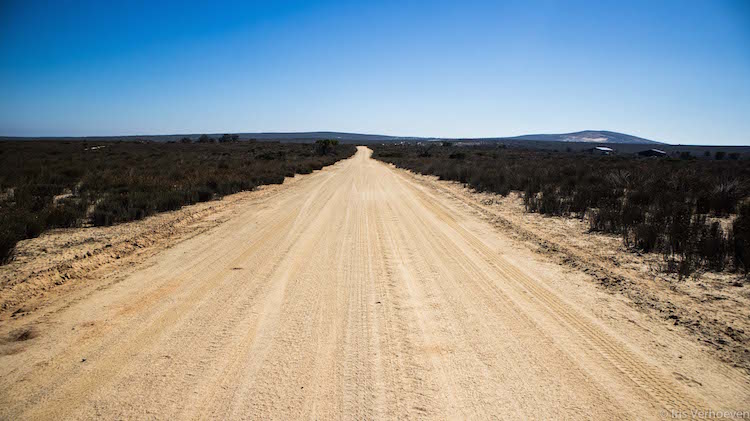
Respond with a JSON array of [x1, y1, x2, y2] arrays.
[[0, 158, 352, 326], [382, 163, 750, 376]]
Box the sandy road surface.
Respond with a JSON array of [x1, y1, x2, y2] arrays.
[[1, 147, 748, 419]]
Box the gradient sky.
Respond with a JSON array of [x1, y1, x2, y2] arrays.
[[1, 0, 749, 144]]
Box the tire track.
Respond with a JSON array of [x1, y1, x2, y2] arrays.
[[389, 164, 706, 412]]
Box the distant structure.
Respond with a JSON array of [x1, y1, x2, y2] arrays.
[[589, 146, 615, 155], [638, 148, 667, 158]]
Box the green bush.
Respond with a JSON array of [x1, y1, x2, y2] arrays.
[[315, 139, 339, 155]]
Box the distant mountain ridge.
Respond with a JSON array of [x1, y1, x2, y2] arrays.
[[500, 130, 661, 145], [0, 130, 663, 145], [237, 131, 420, 142], [237, 130, 663, 144]]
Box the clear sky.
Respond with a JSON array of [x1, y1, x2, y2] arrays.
[[1, 0, 748, 144]]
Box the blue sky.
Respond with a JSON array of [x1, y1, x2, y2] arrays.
[[0, 0, 748, 144]]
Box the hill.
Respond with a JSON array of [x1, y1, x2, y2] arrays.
[[500, 130, 661, 144], [0, 130, 663, 145]]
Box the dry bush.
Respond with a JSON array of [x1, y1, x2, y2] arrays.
[[0, 140, 356, 264], [373, 144, 750, 276]]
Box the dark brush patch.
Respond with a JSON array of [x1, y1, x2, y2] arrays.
[[372, 143, 750, 277], [0, 140, 357, 265]]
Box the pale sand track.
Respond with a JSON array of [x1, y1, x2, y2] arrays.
[[1, 147, 747, 419]]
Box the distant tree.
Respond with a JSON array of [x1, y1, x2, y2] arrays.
[[679, 151, 692, 160], [231, 134, 240, 142], [418, 147, 432, 157], [715, 151, 726, 160], [219, 134, 233, 143], [198, 134, 210, 143], [442, 141, 453, 147], [729, 152, 741, 160], [315, 139, 339, 155], [180, 137, 192, 144], [704, 150, 711, 157]]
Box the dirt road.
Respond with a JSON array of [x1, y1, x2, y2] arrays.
[[1, 147, 748, 419]]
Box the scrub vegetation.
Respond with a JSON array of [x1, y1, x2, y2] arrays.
[[0, 139, 355, 263], [373, 144, 750, 277]]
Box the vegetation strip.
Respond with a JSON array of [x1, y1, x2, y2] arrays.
[[0, 139, 355, 264], [372, 144, 750, 277]]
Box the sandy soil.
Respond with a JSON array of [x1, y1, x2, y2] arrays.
[[0, 147, 748, 419], [399, 171, 750, 375]]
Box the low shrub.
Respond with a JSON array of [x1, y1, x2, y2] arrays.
[[372, 144, 750, 275], [733, 203, 750, 273], [0, 140, 356, 263]]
